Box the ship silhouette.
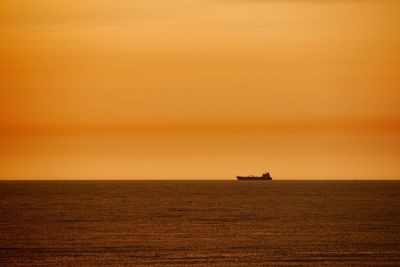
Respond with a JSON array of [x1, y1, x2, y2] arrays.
[[236, 172, 272, 181]]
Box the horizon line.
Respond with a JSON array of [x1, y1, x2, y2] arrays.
[[0, 178, 399, 181]]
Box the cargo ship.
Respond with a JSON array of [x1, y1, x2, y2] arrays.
[[236, 172, 272, 181]]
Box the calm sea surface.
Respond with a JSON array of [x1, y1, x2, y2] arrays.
[[0, 181, 399, 266]]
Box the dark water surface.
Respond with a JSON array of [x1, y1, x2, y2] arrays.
[[0, 181, 399, 266]]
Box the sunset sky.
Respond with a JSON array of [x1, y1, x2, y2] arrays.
[[1, 0, 399, 179]]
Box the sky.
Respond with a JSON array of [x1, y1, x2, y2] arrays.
[[0, 0, 399, 179]]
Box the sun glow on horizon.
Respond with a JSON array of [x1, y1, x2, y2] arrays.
[[1, 0, 399, 179]]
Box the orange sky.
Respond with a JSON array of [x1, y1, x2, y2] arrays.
[[1, 0, 399, 179]]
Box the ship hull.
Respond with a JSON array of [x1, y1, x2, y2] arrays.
[[236, 176, 272, 181]]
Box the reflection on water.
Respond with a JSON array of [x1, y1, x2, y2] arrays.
[[0, 181, 399, 266]]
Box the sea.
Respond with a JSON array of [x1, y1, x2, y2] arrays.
[[0, 181, 399, 266]]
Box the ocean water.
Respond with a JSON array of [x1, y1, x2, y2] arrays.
[[0, 181, 399, 266]]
